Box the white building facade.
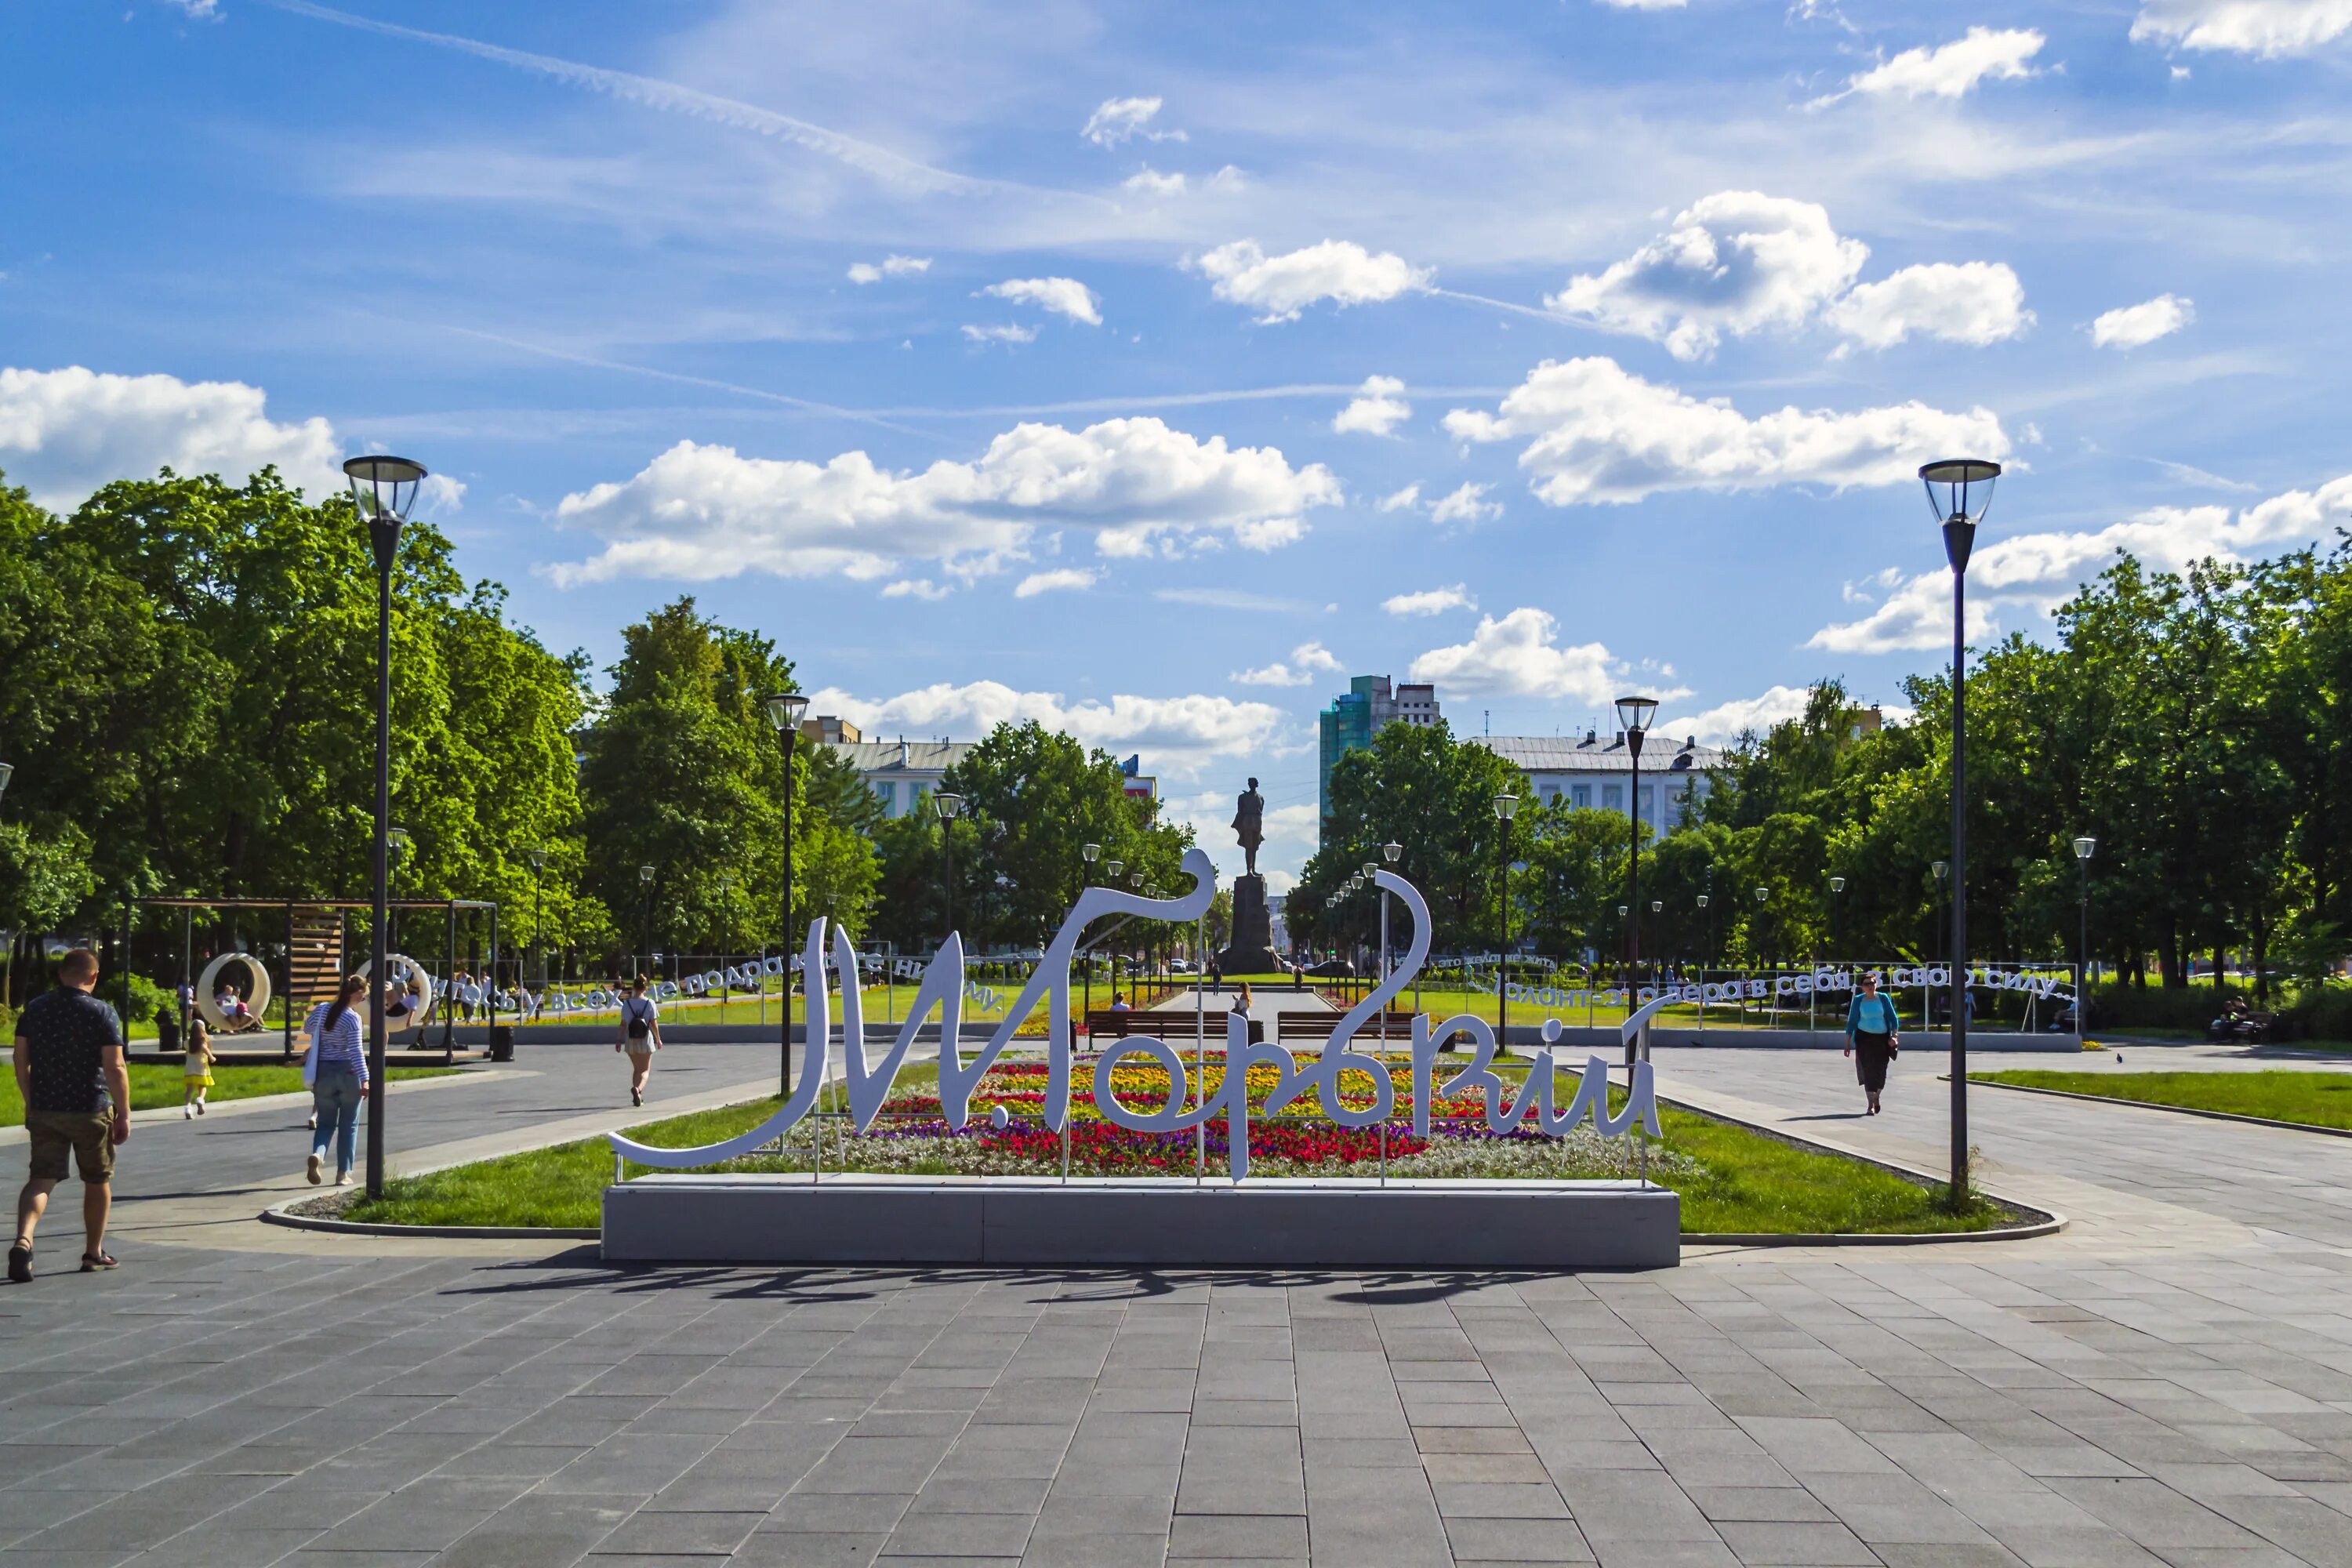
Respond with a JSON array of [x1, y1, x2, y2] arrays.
[[1475, 731, 1727, 830]]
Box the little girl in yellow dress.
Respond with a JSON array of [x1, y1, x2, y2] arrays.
[[183, 1020, 216, 1117]]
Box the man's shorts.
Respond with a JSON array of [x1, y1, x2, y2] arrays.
[[25, 1110, 114, 1183]]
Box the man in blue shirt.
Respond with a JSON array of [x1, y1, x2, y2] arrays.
[[12, 948, 132, 1280]]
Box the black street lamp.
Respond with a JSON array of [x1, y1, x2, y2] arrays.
[[1922, 456, 2001, 1202], [344, 452, 428, 1202], [638, 864, 655, 978], [1080, 842, 1100, 1014], [1615, 696, 1657, 997], [1, 760, 15, 1011], [2073, 836, 2096, 1029], [527, 848, 549, 992], [761, 692, 809, 1095], [1828, 874, 1845, 959], [1755, 885, 1769, 992], [935, 793, 964, 946], [1494, 793, 1518, 1052]]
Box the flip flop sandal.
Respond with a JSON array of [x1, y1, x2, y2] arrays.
[[80, 1251, 118, 1272], [7, 1245, 29, 1284]]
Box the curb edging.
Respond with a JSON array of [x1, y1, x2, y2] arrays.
[[260, 1197, 597, 1240], [1961, 1076, 2352, 1140]]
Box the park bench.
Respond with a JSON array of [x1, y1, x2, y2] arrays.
[[1277, 1011, 1417, 1042]]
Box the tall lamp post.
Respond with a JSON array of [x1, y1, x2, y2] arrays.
[[760, 692, 809, 1094], [2073, 836, 2096, 1030], [1615, 696, 1658, 997], [637, 864, 655, 978], [1923, 456, 2002, 1202], [935, 793, 964, 948], [1494, 793, 1519, 1053], [1, 760, 15, 1011], [527, 848, 549, 992], [344, 452, 428, 1202]]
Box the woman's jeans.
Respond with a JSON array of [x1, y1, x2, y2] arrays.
[[311, 1065, 364, 1174]]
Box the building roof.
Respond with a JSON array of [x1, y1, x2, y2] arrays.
[[1474, 734, 1731, 775], [826, 739, 975, 775]]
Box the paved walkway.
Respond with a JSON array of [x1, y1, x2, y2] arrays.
[[5, 1038, 2352, 1566]]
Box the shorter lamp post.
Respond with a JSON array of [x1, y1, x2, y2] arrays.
[[0, 761, 13, 1011], [2073, 836, 2096, 1029], [1755, 886, 1770, 1009], [1828, 875, 1846, 962], [1616, 695, 1659, 995], [528, 848, 549, 992], [934, 793, 964, 946], [1494, 793, 1519, 1051], [760, 692, 809, 1095], [637, 864, 655, 979], [1080, 844, 1099, 1016], [1697, 892, 1711, 1024]]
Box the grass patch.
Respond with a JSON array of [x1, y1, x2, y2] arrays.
[[343, 1062, 2009, 1236], [1973, 1069, 2352, 1131], [2, 1063, 459, 1127]]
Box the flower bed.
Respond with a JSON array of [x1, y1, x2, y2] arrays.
[[732, 1057, 1695, 1181]]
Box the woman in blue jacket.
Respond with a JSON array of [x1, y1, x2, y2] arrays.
[[1844, 971, 1901, 1116]]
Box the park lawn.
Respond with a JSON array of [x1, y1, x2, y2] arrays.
[[343, 1062, 2005, 1236], [1973, 1069, 2352, 1130], [2, 1063, 460, 1127]]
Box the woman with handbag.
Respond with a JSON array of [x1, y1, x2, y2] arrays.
[[615, 976, 662, 1107], [1843, 970, 1900, 1116]]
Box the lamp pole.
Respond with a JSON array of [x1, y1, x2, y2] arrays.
[[344, 454, 428, 1202], [1493, 794, 1518, 1052], [1828, 875, 1845, 962], [638, 864, 655, 981], [1755, 886, 1770, 1008], [2073, 836, 2096, 1030], [1381, 841, 1402, 1039], [760, 694, 809, 1095], [1, 760, 16, 1010], [1615, 697, 1658, 1000], [1923, 457, 2002, 1202], [527, 848, 548, 993], [1080, 843, 1099, 1018], [935, 793, 964, 949]]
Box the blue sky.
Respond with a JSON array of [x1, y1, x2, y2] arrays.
[[6, 0, 2350, 886]]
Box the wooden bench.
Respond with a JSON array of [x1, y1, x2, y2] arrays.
[[1277, 1011, 1417, 1041]]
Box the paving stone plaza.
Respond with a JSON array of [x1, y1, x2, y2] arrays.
[[5, 1038, 2351, 1567]]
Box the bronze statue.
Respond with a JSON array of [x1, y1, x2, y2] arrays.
[[1232, 777, 1265, 877]]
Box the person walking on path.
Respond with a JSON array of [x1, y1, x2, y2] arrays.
[[299, 975, 370, 1186], [1844, 970, 1901, 1116], [10, 947, 131, 1280], [616, 976, 662, 1107], [181, 1019, 216, 1118]]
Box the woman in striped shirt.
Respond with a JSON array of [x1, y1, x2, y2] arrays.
[[300, 975, 372, 1185]]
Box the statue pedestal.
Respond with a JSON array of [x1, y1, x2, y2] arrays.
[[1217, 873, 1283, 975]]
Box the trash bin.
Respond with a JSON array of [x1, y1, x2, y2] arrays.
[[488, 1025, 515, 1062], [154, 1005, 182, 1055]]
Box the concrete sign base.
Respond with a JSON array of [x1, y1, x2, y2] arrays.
[[602, 1174, 1680, 1270]]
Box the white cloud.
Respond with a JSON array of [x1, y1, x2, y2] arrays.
[[982, 277, 1102, 325], [1194, 239, 1433, 324], [1824, 27, 2045, 104], [1408, 608, 1670, 704], [1383, 583, 1477, 617], [0, 365, 342, 511], [2092, 293, 2194, 350], [1825, 262, 2033, 350], [1443, 357, 2009, 506], [1332, 375, 1411, 437], [1546, 192, 1867, 360], [881, 578, 949, 601], [1377, 485, 1423, 513], [1809, 474, 2352, 653], [2131, 0, 2352, 56], [806, 681, 1286, 781], [1594, 0, 1688, 8], [160, 0, 221, 17], [848, 255, 930, 284], [550, 419, 1341, 586], [1083, 96, 1184, 146], [1232, 641, 1344, 688], [1428, 481, 1501, 524], [1655, 685, 1813, 746], [1014, 567, 1098, 598], [962, 323, 1039, 345], [1123, 169, 1187, 195], [417, 473, 468, 514]]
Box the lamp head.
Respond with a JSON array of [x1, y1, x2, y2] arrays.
[[2073, 835, 2096, 861], [342, 454, 428, 523], [1829, 876, 1846, 894], [1919, 458, 2001, 526], [1651, 900, 1663, 913], [0, 760, 12, 797], [1106, 859, 1123, 878], [1618, 904, 1628, 917], [1613, 695, 1660, 742], [1933, 859, 1948, 881], [1493, 793, 1519, 822], [387, 826, 411, 853], [1755, 886, 1768, 903], [934, 792, 964, 821], [527, 848, 548, 870], [1082, 842, 1099, 862], [1697, 893, 1709, 909], [1384, 840, 1402, 863], [763, 691, 810, 733], [1362, 861, 1377, 879], [638, 864, 655, 884]]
